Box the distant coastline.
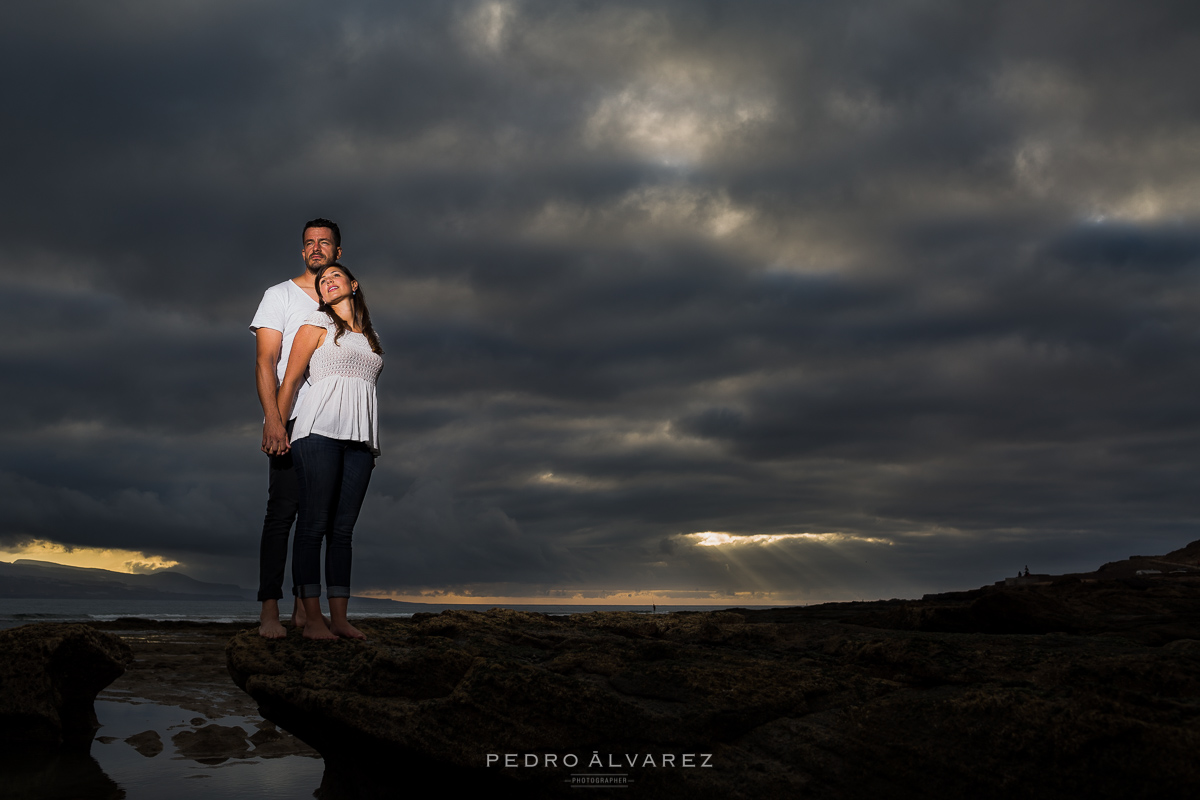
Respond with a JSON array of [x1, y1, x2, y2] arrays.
[[0, 558, 248, 601], [0, 558, 759, 629]]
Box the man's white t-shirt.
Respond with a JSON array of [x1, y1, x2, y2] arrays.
[[249, 279, 320, 419]]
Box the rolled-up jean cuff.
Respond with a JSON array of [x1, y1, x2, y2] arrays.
[[326, 585, 351, 599], [297, 583, 323, 599]]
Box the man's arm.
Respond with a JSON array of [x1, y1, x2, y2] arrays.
[[255, 328, 290, 455]]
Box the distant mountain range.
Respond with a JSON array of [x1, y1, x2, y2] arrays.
[[0, 559, 251, 600]]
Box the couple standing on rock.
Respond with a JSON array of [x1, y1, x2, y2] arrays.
[[250, 219, 384, 640]]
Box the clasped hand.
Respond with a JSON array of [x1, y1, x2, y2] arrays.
[[262, 420, 291, 456]]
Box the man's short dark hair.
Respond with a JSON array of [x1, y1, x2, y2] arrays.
[[302, 218, 341, 249]]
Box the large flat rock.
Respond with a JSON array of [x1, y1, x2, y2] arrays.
[[228, 590, 1200, 799]]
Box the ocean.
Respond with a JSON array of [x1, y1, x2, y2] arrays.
[[0, 597, 742, 630]]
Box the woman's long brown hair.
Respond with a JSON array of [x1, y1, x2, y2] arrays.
[[314, 263, 384, 355]]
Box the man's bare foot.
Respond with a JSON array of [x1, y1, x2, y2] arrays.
[[259, 600, 287, 639], [302, 619, 339, 641], [259, 619, 287, 638], [329, 620, 367, 640]]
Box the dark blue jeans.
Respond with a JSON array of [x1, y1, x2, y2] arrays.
[[258, 420, 298, 602], [291, 434, 375, 599]]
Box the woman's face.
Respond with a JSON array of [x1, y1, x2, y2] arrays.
[[318, 267, 358, 304]]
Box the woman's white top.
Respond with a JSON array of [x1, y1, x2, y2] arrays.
[[290, 311, 384, 456]]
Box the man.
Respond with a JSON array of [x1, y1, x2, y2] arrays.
[[249, 219, 342, 637]]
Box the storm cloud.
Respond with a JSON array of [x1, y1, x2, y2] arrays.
[[3, 0, 1199, 602]]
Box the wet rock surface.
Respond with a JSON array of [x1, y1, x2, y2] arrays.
[[1, 620, 321, 798], [90, 619, 320, 763], [0, 622, 132, 747], [124, 729, 163, 757], [172, 723, 252, 762], [227, 579, 1200, 799], [94, 620, 266, 719]]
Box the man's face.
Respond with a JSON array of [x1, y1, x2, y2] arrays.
[[302, 227, 341, 272]]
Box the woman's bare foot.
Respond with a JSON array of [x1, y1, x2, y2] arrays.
[[325, 598, 365, 639], [329, 620, 367, 640], [303, 619, 340, 640], [299, 597, 337, 640], [259, 600, 287, 639], [290, 597, 330, 628], [289, 597, 307, 627]]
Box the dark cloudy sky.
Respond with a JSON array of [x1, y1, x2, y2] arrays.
[[3, 0, 1199, 604]]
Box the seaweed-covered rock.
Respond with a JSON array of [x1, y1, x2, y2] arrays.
[[228, 596, 1200, 800], [0, 623, 132, 747]]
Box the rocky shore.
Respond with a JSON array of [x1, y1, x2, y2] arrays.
[[4, 542, 1200, 799], [228, 568, 1200, 798], [1, 620, 319, 800], [0, 623, 132, 747]]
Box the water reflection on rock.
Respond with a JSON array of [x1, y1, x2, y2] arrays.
[[124, 730, 162, 757], [0, 746, 124, 800], [93, 699, 323, 799], [173, 723, 252, 763]]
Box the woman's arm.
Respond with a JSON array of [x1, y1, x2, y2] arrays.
[[276, 324, 326, 425]]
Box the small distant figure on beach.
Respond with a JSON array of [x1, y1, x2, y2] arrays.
[[250, 219, 341, 638], [277, 261, 384, 641]]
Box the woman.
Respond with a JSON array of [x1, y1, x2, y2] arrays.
[[277, 262, 384, 640]]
